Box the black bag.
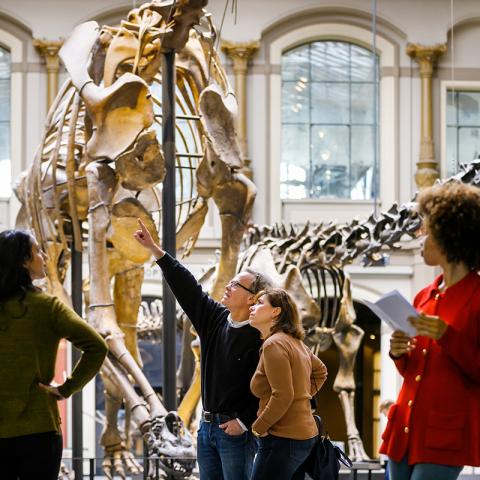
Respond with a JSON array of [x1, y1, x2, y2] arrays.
[[303, 415, 353, 480]]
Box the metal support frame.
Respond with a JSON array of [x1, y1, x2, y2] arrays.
[[161, 49, 177, 412], [69, 47, 177, 480], [71, 246, 83, 480]]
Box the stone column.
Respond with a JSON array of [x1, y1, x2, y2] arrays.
[[33, 39, 64, 110], [406, 43, 447, 189], [221, 40, 260, 177]]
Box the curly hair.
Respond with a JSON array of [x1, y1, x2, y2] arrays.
[[257, 288, 305, 340], [418, 181, 480, 270]]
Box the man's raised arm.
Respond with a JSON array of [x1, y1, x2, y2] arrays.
[[134, 219, 226, 338]]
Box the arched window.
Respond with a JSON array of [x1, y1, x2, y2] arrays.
[[446, 89, 480, 177], [281, 40, 378, 200], [0, 46, 10, 198]]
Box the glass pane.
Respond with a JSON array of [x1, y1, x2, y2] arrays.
[[0, 122, 9, 160], [0, 79, 10, 122], [150, 80, 162, 116], [176, 156, 195, 202], [282, 81, 309, 124], [176, 118, 199, 153], [458, 127, 480, 165], [311, 125, 349, 198], [446, 91, 457, 125], [311, 41, 349, 82], [175, 86, 187, 116], [282, 45, 309, 82], [446, 127, 457, 177], [311, 82, 349, 124], [281, 124, 309, 199], [351, 83, 375, 124], [351, 44, 376, 82], [458, 92, 480, 125], [0, 48, 10, 79], [280, 40, 379, 200], [351, 126, 374, 199], [0, 123, 11, 197]]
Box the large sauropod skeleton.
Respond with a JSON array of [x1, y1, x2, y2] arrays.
[[14, 1, 256, 478]]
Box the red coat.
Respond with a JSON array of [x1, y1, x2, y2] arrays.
[[380, 271, 480, 466]]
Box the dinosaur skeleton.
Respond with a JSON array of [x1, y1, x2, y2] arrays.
[[15, 1, 256, 478]]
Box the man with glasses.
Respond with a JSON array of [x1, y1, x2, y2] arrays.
[[134, 219, 272, 480]]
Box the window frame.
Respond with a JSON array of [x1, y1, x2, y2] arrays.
[[0, 27, 24, 228], [280, 40, 380, 201], [0, 44, 11, 199], [440, 80, 480, 178], [267, 23, 397, 225]]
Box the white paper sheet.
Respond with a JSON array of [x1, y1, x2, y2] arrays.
[[363, 290, 418, 337]]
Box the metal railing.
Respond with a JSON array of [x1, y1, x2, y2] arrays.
[[61, 457, 198, 480]]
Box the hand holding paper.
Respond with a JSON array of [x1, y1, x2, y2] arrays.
[[362, 290, 418, 337], [390, 331, 416, 357], [409, 313, 448, 340]]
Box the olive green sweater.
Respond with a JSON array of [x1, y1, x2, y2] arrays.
[[0, 291, 108, 438]]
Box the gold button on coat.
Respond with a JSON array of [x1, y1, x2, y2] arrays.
[[415, 375, 421, 382], [404, 427, 409, 433], [408, 400, 413, 407], [422, 349, 427, 355]]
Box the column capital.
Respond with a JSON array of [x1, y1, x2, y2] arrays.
[[221, 40, 260, 74], [33, 38, 64, 109], [406, 43, 447, 77], [33, 38, 64, 73]]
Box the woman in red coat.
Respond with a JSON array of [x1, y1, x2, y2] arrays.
[[380, 181, 480, 480]]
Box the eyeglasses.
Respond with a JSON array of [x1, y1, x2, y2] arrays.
[[228, 280, 255, 294]]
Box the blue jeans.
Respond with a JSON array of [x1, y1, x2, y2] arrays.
[[251, 434, 317, 480], [196, 420, 256, 480], [389, 455, 463, 480]]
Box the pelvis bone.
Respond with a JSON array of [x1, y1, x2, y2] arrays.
[[60, 21, 155, 161]]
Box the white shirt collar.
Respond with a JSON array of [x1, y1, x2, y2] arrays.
[[227, 314, 251, 328]]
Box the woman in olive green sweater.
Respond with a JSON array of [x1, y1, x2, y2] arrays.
[[0, 229, 108, 480]]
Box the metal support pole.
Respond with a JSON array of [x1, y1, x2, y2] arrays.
[[71, 247, 83, 479], [161, 49, 177, 412], [89, 458, 95, 480]]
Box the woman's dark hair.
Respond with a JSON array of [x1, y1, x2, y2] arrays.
[[418, 181, 480, 270], [0, 229, 36, 302], [257, 287, 305, 340]]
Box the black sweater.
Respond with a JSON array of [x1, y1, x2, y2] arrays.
[[157, 254, 262, 428]]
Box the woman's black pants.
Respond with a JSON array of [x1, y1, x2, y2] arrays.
[[0, 431, 63, 480]]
